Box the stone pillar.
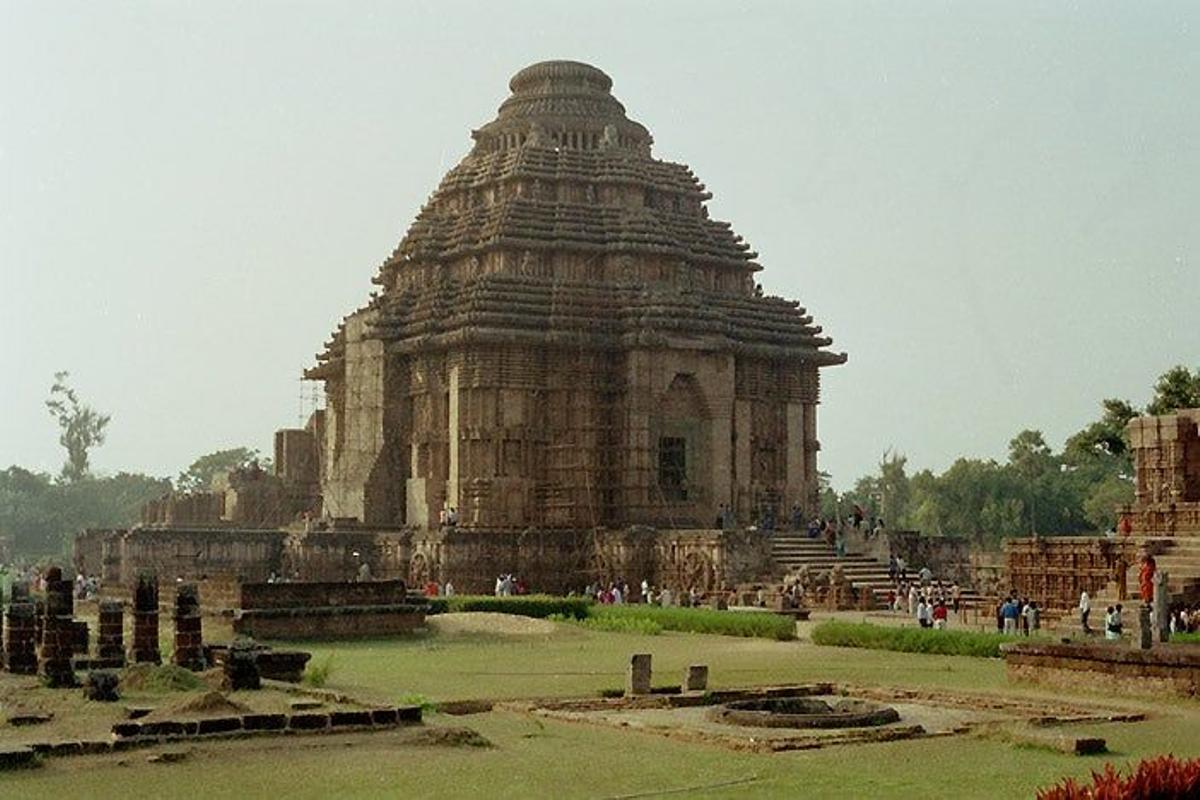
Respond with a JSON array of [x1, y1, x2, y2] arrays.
[[684, 664, 708, 692], [96, 600, 125, 667], [39, 571, 77, 687], [3, 603, 38, 674], [626, 653, 651, 696], [172, 583, 205, 671], [1138, 604, 1153, 650], [130, 573, 161, 665], [1153, 570, 1170, 643]]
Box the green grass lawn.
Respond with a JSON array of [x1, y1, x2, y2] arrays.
[[4, 619, 1199, 799]]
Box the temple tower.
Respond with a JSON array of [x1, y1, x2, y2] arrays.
[[308, 60, 846, 532]]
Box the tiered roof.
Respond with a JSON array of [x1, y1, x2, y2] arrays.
[[308, 61, 845, 377]]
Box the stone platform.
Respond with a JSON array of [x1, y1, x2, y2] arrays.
[[1003, 641, 1200, 698]]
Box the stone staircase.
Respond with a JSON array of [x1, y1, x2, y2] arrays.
[[1125, 538, 1200, 605], [769, 533, 894, 606]]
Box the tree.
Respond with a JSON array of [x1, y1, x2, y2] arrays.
[[1083, 474, 1135, 532], [1007, 430, 1055, 535], [1064, 398, 1139, 464], [176, 447, 266, 493], [1146, 365, 1200, 416], [45, 371, 111, 483]]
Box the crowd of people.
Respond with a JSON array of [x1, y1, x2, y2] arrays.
[[885, 574, 963, 630], [996, 595, 1043, 635]]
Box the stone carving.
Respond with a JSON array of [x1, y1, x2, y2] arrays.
[[600, 123, 619, 151]]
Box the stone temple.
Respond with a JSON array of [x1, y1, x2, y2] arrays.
[[79, 61, 846, 595]]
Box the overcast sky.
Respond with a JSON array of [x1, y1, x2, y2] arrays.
[[2, 1, 1197, 489]]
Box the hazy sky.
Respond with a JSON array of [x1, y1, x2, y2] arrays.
[[2, 1, 1197, 490]]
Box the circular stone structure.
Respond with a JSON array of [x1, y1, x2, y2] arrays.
[[708, 696, 900, 730]]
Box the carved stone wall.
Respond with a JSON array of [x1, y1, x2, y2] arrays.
[[1003, 537, 1136, 610]]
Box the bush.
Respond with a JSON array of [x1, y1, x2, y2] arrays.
[[1172, 631, 1200, 644], [589, 605, 796, 641], [438, 595, 591, 620], [119, 663, 203, 692], [549, 612, 663, 636], [1037, 755, 1200, 799], [302, 654, 335, 688], [810, 621, 1014, 658]]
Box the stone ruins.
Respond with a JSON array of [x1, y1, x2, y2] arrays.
[[1004, 407, 1200, 611], [77, 60, 846, 597]]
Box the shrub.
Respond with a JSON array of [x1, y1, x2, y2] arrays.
[[810, 621, 1014, 658], [560, 614, 663, 636], [1037, 755, 1200, 799], [589, 605, 796, 641], [119, 663, 203, 692], [303, 653, 335, 688], [441, 595, 590, 620], [1172, 631, 1200, 644]]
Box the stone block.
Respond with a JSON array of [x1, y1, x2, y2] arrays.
[[0, 746, 37, 771], [684, 664, 709, 692], [370, 708, 399, 726], [330, 710, 373, 728], [396, 705, 422, 724], [242, 713, 287, 731], [627, 653, 652, 696], [196, 716, 242, 735], [288, 712, 330, 731]]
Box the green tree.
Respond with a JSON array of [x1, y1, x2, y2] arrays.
[[176, 447, 266, 493], [1007, 430, 1055, 535], [1082, 474, 1135, 532], [1146, 365, 1200, 416], [45, 371, 111, 482]]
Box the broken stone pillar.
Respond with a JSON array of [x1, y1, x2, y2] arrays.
[[684, 664, 708, 692], [3, 603, 37, 675], [39, 570, 77, 687], [172, 583, 205, 671], [626, 653, 651, 696], [130, 573, 161, 665], [83, 669, 120, 702], [225, 639, 261, 690], [96, 600, 125, 666], [1153, 570, 1170, 643], [1138, 604, 1153, 650]]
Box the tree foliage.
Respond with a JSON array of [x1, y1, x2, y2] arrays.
[[1146, 365, 1200, 416], [45, 371, 111, 482], [0, 467, 170, 556], [176, 447, 267, 493], [825, 365, 1198, 549]]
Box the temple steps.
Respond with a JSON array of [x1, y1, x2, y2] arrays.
[[768, 533, 895, 608]]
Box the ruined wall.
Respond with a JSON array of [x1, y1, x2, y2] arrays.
[[1126, 409, 1200, 537], [887, 530, 973, 585], [239, 579, 409, 610], [1003, 537, 1136, 610]]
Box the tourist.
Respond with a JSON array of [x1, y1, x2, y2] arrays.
[[1079, 591, 1091, 633], [1104, 605, 1119, 640], [873, 518, 886, 538], [1113, 603, 1124, 636], [715, 504, 727, 529], [950, 582, 962, 614], [1002, 597, 1020, 635], [444, 581, 455, 597], [907, 583, 918, 616], [790, 503, 804, 531], [1021, 599, 1034, 636], [612, 583, 623, 604], [895, 555, 908, 582], [690, 586, 701, 606], [495, 575, 505, 597], [641, 578, 650, 602], [807, 516, 822, 539], [917, 597, 932, 628], [446, 507, 459, 527], [918, 565, 933, 586], [835, 527, 847, 559], [888, 555, 898, 583], [356, 561, 372, 582], [932, 600, 949, 630]]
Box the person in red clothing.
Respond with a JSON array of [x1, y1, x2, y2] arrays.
[[932, 600, 949, 630]]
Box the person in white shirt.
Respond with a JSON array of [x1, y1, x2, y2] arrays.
[[1079, 591, 1091, 633]]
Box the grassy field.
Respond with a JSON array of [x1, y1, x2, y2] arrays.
[[3, 615, 1199, 798]]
